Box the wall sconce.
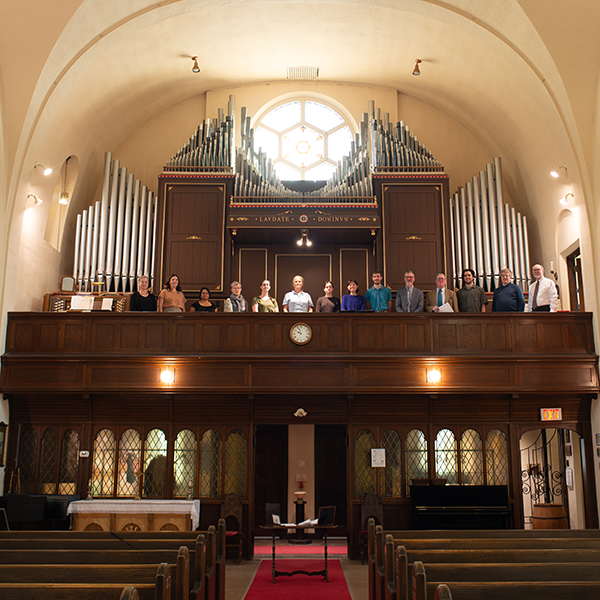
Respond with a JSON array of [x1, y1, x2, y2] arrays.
[[160, 366, 175, 384], [412, 59, 422, 76], [191, 56, 200, 73], [58, 156, 71, 205], [559, 192, 574, 206], [426, 368, 441, 384], [26, 193, 43, 206], [297, 229, 312, 247], [550, 164, 567, 178], [34, 162, 52, 176]]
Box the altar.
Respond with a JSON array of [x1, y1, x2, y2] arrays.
[[67, 499, 200, 532]]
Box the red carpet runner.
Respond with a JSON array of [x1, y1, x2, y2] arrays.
[[254, 545, 347, 555], [244, 559, 353, 600]]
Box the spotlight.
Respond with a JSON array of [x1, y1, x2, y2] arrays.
[[34, 162, 52, 176], [26, 193, 43, 206], [297, 229, 312, 246], [427, 368, 441, 384], [559, 192, 574, 206], [191, 56, 200, 74], [160, 367, 174, 384], [550, 164, 567, 178], [412, 59, 422, 76]]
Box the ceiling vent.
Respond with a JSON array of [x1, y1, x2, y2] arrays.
[[287, 66, 320, 80]]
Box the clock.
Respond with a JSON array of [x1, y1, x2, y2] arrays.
[[290, 322, 312, 345]]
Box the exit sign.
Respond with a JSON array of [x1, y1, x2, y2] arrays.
[[541, 408, 563, 421]]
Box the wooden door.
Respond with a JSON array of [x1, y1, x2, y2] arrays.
[[254, 424, 288, 536], [315, 424, 348, 536]]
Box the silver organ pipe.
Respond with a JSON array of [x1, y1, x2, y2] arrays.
[[451, 158, 531, 292], [113, 166, 127, 292], [136, 186, 148, 283], [472, 177, 485, 284], [97, 152, 112, 285], [143, 192, 154, 280], [121, 174, 134, 293], [77, 209, 87, 292], [72, 155, 156, 296], [479, 171, 493, 289], [129, 180, 141, 291], [104, 160, 120, 292], [90, 200, 100, 292], [83, 206, 94, 292], [449, 196, 457, 288], [494, 157, 507, 271], [486, 163, 500, 288], [150, 194, 158, 291], [466, 182, 477, 275], [73, 214, 82, 281]]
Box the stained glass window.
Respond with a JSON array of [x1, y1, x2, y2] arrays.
[[435, 429, 457, 484], [143, 429, 167, 498], [174, 429, 197, 497], [380, 429, 402, 497], [355, 429, 376, 496], [255, 99, 353, 181], [200, 429, 222, 497], [60, 429, 80, 495], [117, 429, 141, 497], [486, 429, 509, 485], [92, 429, 116, 497], [39, 428, 58, 494], [406, 429, 428, 496], [460, 429, 483, 485], [225, 429, 247, 497]]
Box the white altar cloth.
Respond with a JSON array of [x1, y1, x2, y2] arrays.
[[67, 499, 201, 530]]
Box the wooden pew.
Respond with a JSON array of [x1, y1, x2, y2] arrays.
[[412, 561, 600, 600], [0, 562, 171, 600], [384, 529, 600, 539]]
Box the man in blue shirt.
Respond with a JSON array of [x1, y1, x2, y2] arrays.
[[365, 271, 393, 312], [492, 268, 525, 312]]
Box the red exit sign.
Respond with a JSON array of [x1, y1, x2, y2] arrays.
[[541, 408, 563, 421]]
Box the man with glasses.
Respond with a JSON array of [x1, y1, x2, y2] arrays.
[[526, 264, 558, 312], [425, 273, 459, 312], [395, 271, 424, 313]]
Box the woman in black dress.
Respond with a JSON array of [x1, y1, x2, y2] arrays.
[[190, 287, 218, 312], [129, 275, 157, 311]]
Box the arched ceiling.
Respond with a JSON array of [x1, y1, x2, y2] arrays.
[[1, 0, 599, 271]]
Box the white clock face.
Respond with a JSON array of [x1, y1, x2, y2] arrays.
[[291, 323, 312, 345]]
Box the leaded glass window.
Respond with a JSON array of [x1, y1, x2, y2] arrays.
[[92, 429, 116, 497], [380, 429, 402, 497], [59, 429, 80, 494], [117, 429, 141, 497], [174, 429, 197, 497], [406, 429, 428, 496], [200, 429, 222, 497], [355, 429, 376, 496], [39, 428, 58, 494], [143, 429, 167, 498], [486, 429, 509, 485], [435, 429, 457, 484], [19, 428, 38, 494], [460, 429, 483, 485], [255, 99, 353, 181], [225, 429, 247, 497]]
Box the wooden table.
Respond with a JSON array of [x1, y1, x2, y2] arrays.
[[67, 499, 200, 532], [261, 525, 337, 582]]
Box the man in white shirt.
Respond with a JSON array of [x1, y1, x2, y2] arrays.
[[526, 264, 558, 312]]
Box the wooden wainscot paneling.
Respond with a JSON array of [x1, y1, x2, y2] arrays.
[[3, 360, 84, 389], [353, 319, 431, 353], [252, 362, 349, 390], [515, 360, 599, 391], [432, 317, 512, 354]]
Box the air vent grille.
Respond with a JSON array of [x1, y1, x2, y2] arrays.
[[287, 66, 320, 79]]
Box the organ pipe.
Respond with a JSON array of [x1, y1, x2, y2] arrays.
[[451, 158, 531, 292], [72, 155, 156, 295]]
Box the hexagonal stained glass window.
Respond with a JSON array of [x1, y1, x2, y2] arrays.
[[283, 126, 324, 169], [255, 98, 353, 181]]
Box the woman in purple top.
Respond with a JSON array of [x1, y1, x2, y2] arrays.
[[341, 279, 366, 311]]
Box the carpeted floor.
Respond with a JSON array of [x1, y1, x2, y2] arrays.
[[243, 559, 353, 600], [254, 545, 347, 555]]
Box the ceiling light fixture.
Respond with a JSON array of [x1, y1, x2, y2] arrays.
[[191, 56, 200, 74], [559, 192, 574, 206], [297, 229, 312, 247], [27, 193, 43, 206], [59, 156, 71, 205], [412, 59, 422, 76], [34, 162, 52, 176], [550, 164, 567, 178]]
